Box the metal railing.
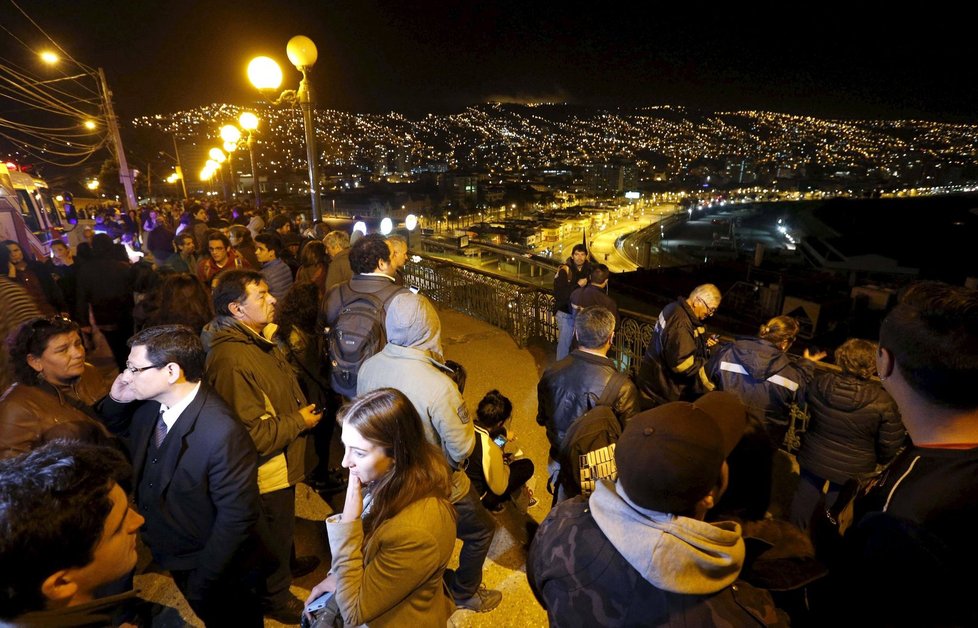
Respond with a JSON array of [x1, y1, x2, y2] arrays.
[[404, 254, 657, 375]]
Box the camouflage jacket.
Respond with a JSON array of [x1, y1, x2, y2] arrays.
[[527, 494, 788, 627]]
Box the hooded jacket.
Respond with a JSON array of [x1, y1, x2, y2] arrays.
[[202, 316, 312, 493], [356, 293, 472, 502], [797, 371, 904, 484], [707, 337, 810, 428], [528, 480, 786, 627]]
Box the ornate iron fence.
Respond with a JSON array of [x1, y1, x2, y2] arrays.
[[404, 255, 657, 375]]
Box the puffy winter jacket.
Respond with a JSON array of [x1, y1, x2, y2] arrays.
[[797, 371, 905, 484]]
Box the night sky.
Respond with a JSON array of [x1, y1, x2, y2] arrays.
[[2, 1, 975, 121]]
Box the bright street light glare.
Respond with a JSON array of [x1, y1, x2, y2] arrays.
[[220, 125, 241, 143], [353, 221, 367, 236], [223, 141, 237, 153], [208, 148, 226, 163], [380, 217, 393, 235], [239, 112, 259, 130], [405, 214, 418, 231], [247, 56, 283, 90], [83, 120, 96, 130], [39, 51, 59, 64]]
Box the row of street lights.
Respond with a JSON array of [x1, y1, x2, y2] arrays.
[[194, 36, 320, 217]]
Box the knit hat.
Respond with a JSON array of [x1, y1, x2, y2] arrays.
[[616, 391, 747, 514]]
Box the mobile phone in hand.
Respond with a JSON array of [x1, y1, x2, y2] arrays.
[[306, 590, 335, 613], [493, 434, 508, 448]]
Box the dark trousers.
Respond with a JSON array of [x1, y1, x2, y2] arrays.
[[257, 485, 296, 608], [789, 468, 845, 532], [172, 568, 263, 627], [448, 484, 497, 599], [482, 458, 535, 509]]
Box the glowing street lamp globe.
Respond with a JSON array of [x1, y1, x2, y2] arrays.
[[239, 112, 259, 131], [220, 125, 241, 144], [286, 35, 318, 69], [247, 56, 283, 90], [380, 217, 393, 235], [223, 141, 237, 153], [405, 214, 418, 231], [208, 148, 226, 163]]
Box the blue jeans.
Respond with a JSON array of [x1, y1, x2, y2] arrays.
[[555, 310, 575, 361], [447, 485, 497, 599]]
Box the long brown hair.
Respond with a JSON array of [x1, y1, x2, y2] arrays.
[[339, 388, 454, 539]]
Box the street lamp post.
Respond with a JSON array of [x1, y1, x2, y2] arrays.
[[247, 36, 322, 221], [239, 112, 261, 207]]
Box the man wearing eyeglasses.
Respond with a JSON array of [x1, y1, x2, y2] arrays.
[[107, 324, 264, 626], [196, 230, 250, 287], [638, 284, 722, 407]]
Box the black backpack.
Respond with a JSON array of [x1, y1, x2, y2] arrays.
[[323, 282, 407, 398], [556, 371, 628, 500]]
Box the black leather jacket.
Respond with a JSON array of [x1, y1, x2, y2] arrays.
[[537, 350, 640, 457]]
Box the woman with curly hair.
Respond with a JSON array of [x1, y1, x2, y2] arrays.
[[789, 338, 906, 530], [0, 316, 114, 460], [304, 388, 456, 627]]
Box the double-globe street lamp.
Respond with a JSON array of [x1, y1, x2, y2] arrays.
[[247, 35, 322, 222], [219, 112, 261, 207]]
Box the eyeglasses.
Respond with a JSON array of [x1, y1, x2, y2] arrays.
[[124, 363, 165, 375], [697, 298, 718, 317]]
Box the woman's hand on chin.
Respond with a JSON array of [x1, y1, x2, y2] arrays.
[[341, 474, 363, 522]]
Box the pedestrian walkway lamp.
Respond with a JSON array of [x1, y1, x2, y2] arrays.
[[247, 36, 322, 221], [239, 112, 262, 207], [405, 213, 418, 248]]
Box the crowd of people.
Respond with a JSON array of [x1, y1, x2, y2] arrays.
[[0, 206, 974, 628]]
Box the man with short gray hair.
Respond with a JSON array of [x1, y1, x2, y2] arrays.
[[323, 230, 352, 291], [638, 283, 721, 405], [537, 306, 640, 462]]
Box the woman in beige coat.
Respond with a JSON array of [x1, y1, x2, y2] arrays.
[[305, 388, 457, 627]]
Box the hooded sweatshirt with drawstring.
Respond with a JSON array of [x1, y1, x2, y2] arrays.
[[356, 292, 473, 503], [528, 479, 787, 626]]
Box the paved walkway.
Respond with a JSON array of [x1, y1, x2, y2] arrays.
[[134, 306, 555, 626]]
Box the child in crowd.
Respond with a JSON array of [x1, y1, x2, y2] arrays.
[[466, 389, 536, 512]]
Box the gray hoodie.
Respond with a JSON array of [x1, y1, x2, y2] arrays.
[[589, 479, 745, 595]]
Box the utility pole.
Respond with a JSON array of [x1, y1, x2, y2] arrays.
[[98, 68, 137, 211], [172, 135, 188, 199]]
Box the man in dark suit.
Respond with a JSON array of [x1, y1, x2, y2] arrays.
[[108, 324, 264, 626]]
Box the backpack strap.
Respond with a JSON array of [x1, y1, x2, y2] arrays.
[[595, 371, 628, 408]]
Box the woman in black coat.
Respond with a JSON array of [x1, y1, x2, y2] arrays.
[[789, 338, 906, 530]]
